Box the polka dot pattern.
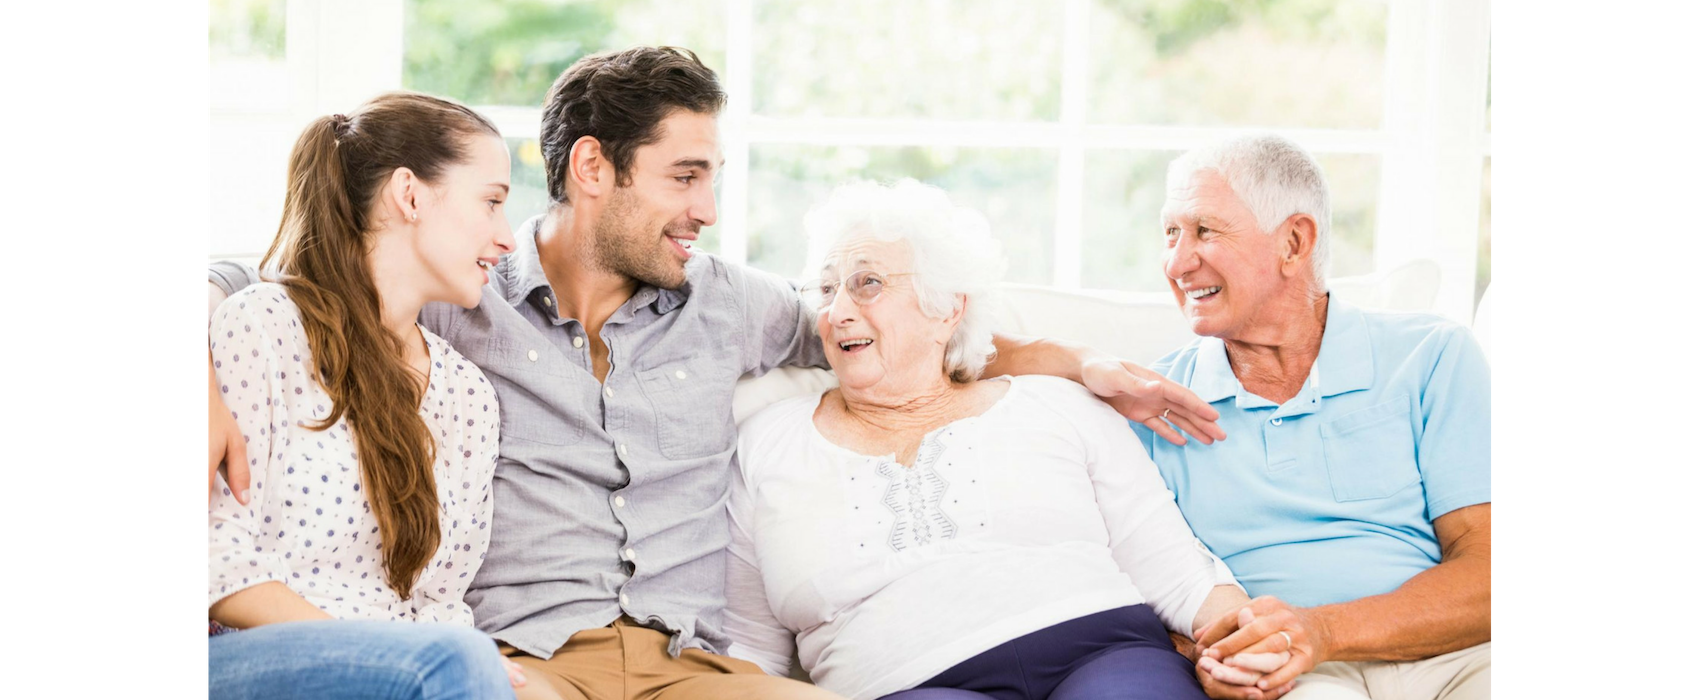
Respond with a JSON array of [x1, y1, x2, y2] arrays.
[[208, 284, 499, 625]]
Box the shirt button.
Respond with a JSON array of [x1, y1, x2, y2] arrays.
[[624, 548, 637, 561], [527, 349, 539, 362], [542, 296, 552, 307], [618, 443, 629, 457], [620, 593, 631, 606], [674, 370, 687, 379], [604, 386, 615, 399], [614, 495, 627, 508], [1271, 417, 1283, 426], [573, 336, 584, 349]]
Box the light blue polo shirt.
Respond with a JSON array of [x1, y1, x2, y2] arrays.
[[1131, 296, 1490, 608]]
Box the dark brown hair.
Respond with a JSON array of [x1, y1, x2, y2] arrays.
[[540, 46, 726, 204], [261, 91, 500, 598]]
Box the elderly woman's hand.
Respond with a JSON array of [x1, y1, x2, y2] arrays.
[[1197, 599, 1332, 698], [1197, 655, 1297, 700], [1080, 358, 1226, 445]]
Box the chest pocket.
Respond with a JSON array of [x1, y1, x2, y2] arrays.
[[1321, 396, 1420, 502], [469, 339, 586, 446], [636, 355, 732, 459]]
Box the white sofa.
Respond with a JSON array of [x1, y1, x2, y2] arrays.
[[732, 258, 1446, 424]]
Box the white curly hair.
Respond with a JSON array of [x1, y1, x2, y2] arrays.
[[801, 179, 1005, 383]]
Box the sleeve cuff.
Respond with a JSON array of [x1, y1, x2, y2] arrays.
[[208, 260, 261, 296], [1428, 490, 1491, 520]]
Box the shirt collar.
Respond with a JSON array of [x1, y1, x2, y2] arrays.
[[499, 213, 693, 316], [1313, 295, 1374, 398], [1190, 336, 1242, 405], [1186, 294, 1375, 406]]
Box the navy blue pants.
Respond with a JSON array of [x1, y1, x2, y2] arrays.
[[879, 605, 1207, 700]]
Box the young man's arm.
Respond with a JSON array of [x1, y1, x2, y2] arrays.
[[729, 259, 1225, 444], [988, 334, 1225, 445], [209, 262, 262, 502]]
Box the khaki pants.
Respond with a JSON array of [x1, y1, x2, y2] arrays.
[[1285, 642, 1490, 700], [501, 618, 844, 700]]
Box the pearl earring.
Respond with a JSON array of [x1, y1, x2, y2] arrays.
[[410, 213, 418, 222]]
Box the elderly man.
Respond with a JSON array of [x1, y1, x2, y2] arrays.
[[1130, 134, 1490, 700]]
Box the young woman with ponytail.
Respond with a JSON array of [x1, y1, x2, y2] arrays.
[[207, 91, 524, 699]]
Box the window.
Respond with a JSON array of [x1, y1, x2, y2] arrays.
[[209, 0, 1490, 320], [209, 0, 291, 260]]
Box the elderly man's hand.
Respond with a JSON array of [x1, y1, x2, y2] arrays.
[[1198, 598, 1333, 696], [1080, 358, 1225, 445]]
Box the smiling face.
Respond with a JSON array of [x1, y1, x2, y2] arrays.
[[815, 236, 960, 397], [412, 134, 517, 308], [589, 109, 722, 290], [1159, 168, 1292, 340]]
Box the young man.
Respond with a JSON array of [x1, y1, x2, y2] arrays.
[[209, 47, 1223, 699]]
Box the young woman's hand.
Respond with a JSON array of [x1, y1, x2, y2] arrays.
[[500, 656, 528, 689]]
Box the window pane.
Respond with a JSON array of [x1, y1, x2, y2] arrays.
[[1081, 150, 1180, 292], [746, 145, 1057, 282], [1320, 153, 1380, 278], [752, 0, 1063, 121], [1476, 157, 1490, 305], [504, 138, 552, 234], [1080, 149, 1379, 292], [210, 0, 288, 112], [405, 0, 726, 107], [1088, 0, 1387, 129], [209, 120, 299, 256]]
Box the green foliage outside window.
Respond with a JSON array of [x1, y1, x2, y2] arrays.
[[210, 0, 286, 60], [404, 0, 724, 107]]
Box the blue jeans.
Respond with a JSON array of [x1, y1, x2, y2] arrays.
[[209, 620, 514, 700]]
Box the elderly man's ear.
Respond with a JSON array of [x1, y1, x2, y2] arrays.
[[1278, 214, 1319, 277]]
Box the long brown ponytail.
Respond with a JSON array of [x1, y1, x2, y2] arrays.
[[261, 92, 500, 598]]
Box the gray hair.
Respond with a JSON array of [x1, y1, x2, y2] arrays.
[[1166, 133, 1333, 283], [802, 180, 1004, 383]]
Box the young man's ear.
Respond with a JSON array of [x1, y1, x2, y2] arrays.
[[568, 136, 608, 199]]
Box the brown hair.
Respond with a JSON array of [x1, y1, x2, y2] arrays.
[[540, 46, 726, 204], [261, 91, 500, 598]]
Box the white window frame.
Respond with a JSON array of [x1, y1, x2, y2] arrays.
[[218, 0, 1490, 321]]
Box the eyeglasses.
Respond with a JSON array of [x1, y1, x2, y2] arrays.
[[800, 270, 916, 310]]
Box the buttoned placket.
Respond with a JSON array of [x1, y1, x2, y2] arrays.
[[597, 314, 642, 620], [1263, 366, 1324, 472]]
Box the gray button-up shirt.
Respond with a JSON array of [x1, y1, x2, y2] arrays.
[[210, 215, 826, 657]]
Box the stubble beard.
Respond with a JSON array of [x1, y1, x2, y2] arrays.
[[588, 185, 691, 290]]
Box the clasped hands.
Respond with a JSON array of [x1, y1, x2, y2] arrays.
[[1189, 596, 1329, 700]]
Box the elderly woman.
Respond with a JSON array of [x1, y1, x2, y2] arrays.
[[723, 181, 1290, 700], [1132, 134, 1492, 700]]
